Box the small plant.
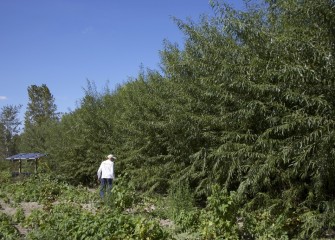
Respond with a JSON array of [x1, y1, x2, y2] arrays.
[[199, 184, 239, 239], [105, 174, 138, 211], [134, 217, 170, 239], [3, 195, 10, 204], [155, 181, 200, 233], [24, 201, 170, 239], [0, 212, 21, 240], [13, 206, 25, 223], [0, 170, 11, 184]]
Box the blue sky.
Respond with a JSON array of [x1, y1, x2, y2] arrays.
[[0, 0, 244, 120]]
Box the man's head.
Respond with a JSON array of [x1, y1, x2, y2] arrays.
[[107, 154, 116, 160]]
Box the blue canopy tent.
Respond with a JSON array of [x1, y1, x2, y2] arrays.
[[5, 153, 47, 176]]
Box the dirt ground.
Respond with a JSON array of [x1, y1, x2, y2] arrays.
[[0, 190, 173, 237], [0, 198, 42, 236], [0, 196, 99, 237]]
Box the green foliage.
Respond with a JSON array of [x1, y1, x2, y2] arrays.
[[3, 175, 62, 203], [107, 174, 138, 211], [1, 173, 170, 239], [0, 169, 11, 183], [297, 203, 335, 239], [24, 84, 57, 125], [198, 185, 239, 239], [0, 104, 22, 158], [164, 181, 199, 232], [13, 206, 25, 223], [45, 81, 116, 185], [25, 204, 169, 240], [173, 209, 200, 235], [7, 0, 335, 238], [1, 174, 97, 204], [20, 84, 58, 153], [240, 198, 291, 239], [0, 212, 21, 240]]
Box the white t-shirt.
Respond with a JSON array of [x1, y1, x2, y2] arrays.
[[97, 159, 114, 179]]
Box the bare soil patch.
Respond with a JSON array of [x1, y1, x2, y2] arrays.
[[0, 198, 43, 237]]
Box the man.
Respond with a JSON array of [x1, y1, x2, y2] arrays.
[[97, 154, 116, 198]]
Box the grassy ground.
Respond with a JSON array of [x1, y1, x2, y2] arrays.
[[0, 172, 201, 240]]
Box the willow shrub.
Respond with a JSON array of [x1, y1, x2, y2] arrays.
[[20, 0, 335, 237]]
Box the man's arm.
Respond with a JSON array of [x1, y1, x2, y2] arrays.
[[97, 164, 102, 180]]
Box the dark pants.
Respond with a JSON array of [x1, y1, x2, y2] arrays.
[[100, 178, 113, 198]]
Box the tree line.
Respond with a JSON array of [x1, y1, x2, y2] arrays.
[[1, 0, 335, 237]]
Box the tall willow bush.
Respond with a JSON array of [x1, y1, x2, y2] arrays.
[[41, 0, 334, 237]]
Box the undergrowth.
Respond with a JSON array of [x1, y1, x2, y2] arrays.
[[0, 172, 334, 239]]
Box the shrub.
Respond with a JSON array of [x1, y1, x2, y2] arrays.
[[198, 185, 239, 239]]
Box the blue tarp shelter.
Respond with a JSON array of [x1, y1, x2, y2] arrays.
[[5, 153, 47, 175]]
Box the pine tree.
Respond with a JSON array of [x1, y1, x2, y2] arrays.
[[20, 84, 58, 153], [0, 105, 22, 158]]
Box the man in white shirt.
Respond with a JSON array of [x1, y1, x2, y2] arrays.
[[97, 154, 116, 198]]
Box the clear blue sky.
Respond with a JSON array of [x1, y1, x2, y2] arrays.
[[0, 0, 244, 120]]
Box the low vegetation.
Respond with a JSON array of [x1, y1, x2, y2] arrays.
[[1, 171, 335, 239]]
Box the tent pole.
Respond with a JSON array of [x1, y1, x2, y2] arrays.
[[35, 159, 38, 173]]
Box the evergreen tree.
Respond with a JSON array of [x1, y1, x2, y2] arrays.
[[0, 105, 22, 158], [24, 84, 57, 125], [20, 84, 58, 153]]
